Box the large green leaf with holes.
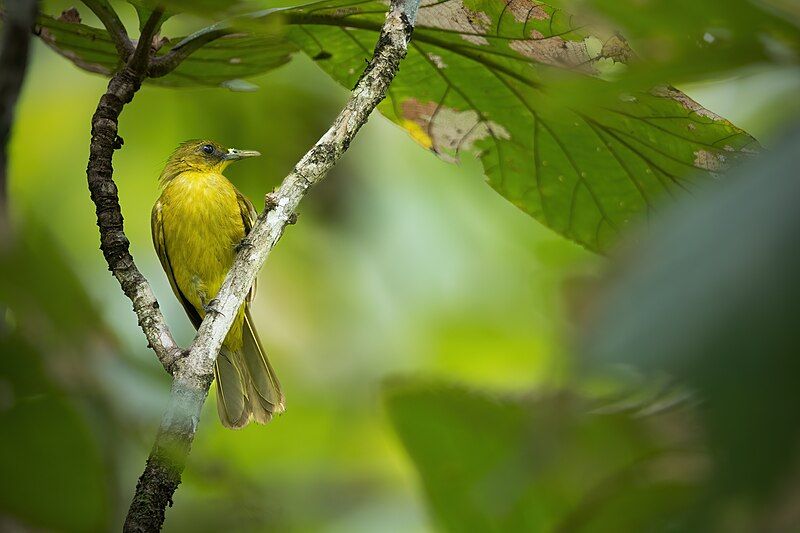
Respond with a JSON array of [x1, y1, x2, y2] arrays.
[[34, 0, 761, 251], [285, 0, 759, 251]]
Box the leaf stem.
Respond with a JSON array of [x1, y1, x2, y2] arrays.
[[81, 0, 134, 60], [128, 6, 164, 76]]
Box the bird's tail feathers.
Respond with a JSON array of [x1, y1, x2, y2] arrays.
[[213, 308, 285, 429], [242, 308, 285, 423], [214, 349, 251, 429]]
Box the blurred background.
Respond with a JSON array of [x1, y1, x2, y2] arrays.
[[2, 1, 800, 531]]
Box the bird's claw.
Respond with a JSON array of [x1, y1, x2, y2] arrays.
[[203, 298, 224, 316], [235, 238, 253, 253]]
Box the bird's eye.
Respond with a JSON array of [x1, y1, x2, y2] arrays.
[[201, 144, 214, 155]]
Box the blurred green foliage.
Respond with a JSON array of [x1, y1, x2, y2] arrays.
[[0, 333, 109, 531], [1, 0, 800, 531], [582, 126, 800, 530], [0, 223, 126, 531], [384, 380, 702, 532], [571, 0, 800, 83]]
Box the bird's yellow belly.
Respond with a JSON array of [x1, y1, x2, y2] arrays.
[[159, 172, 246, 322]]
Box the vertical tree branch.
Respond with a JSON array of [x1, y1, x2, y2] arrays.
[[0, 0, 37, 225], [86, 7, 182, 372], [123, 0, 419, 530]]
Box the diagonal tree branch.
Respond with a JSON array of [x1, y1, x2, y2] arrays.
[[81, 0, 134, 60], [86, 6, 182, 373], [123, 0, 420, 530], [0, 0, 37, 225]]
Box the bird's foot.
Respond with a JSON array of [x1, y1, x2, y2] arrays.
[[234, 237, 253, 254], [203, 298, 224, 317]]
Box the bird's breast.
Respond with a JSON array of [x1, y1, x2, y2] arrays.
[[158, 172, 246, 308]]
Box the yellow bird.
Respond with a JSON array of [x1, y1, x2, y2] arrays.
[[151, 139, 284, 428]]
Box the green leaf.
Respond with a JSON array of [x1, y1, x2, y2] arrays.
[[0, 333, 110, 531], [34, 12, 120, 76], [384, 380, 702, 531], [34, 11, 297, 89], [283, 0, 759, 251], [35, 0, 762, 252], [128, 0, 266, 19]]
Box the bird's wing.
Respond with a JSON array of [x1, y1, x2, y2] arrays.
[[235, 189, 259, 303], [151, 199, 203, 329]]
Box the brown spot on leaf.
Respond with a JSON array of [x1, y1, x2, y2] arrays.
[[417, 0, 492, 45], [402, 99, 439, 124], [427, 52, 447, 68], [652, 86, 725, 122], [58, 7, 81, 24], [401, 98, 510, 161], [693, 150, 727, 172], [510, 31, 596, 72], [601, 34, 634, 63], [506, 0, 549, 23]]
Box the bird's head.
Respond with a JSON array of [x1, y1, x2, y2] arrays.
[[160, 139, 260, 184]]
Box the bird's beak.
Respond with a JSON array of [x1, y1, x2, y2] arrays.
[[224, 148, 261, 161]]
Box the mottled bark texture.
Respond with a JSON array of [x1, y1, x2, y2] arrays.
[[124, 375, 209, 532], [86, 9, 183, 373], [124, 0, 419, 530], [0, 0, 37, 223]]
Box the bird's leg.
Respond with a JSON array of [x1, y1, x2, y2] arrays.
[[234, 236, 253, 254]]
